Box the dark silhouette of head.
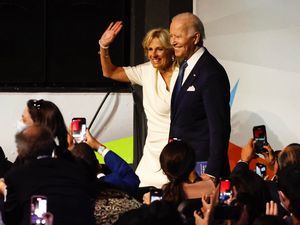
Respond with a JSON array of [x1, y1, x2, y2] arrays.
[[0, 146, 13, 177], [15, 125, 55, 161], [252, 215, 285, 225], [71, 142, 101, 177], [278, 164, 300, 220], [115, 200, 183, 225], [27, 99, 69, 156], [230, 170, 270, 225], [278, 143, 300, 170], [159, 140, 195, 205]]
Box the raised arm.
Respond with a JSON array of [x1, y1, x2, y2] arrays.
[[85, 129, 140, 193], [99, 21, 129, 82]]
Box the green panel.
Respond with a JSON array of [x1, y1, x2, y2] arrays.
[[95, 136, 133, 164]]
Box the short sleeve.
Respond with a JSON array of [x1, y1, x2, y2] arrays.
[[123, 62, 151, 86]]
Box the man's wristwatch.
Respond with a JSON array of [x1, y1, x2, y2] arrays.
[[97, 145, 106, 154]]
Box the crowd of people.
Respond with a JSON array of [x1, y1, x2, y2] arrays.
[[0, 11, 299, 225]]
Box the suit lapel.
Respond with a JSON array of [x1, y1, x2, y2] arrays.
[[171, 49, 209, 119]]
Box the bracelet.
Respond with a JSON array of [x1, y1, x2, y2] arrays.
[[99, 41, 109, 49], [98, 50, 109, 58]]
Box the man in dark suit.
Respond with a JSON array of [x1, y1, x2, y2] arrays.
[[169, 12, 231, 180], [3, 125, 95, 225]]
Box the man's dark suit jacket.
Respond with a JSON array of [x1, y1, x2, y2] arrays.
[[3, 157, 95, 225], [170, 48, 231, 178]]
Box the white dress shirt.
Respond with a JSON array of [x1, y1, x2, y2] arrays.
[[182, 47, 205, 84]]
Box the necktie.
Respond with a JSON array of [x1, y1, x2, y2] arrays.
[[173, 61, 188, 101]]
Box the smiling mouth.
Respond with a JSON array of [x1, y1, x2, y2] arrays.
[[151, 59, 161, 63]]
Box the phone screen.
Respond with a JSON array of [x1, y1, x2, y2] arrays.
[[150, 189, 163, 202], [253, 125, 267, 153], [215, 179, 241, 220], [218, 179, 232, 205], [71, 118, 86, 143], [31, 195, 47, 225], [255, 163, 267, 178]]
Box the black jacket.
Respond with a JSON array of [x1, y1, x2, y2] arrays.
[[3, 157, 95, 225]]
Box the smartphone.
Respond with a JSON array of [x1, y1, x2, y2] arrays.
[[150, 189, 163, 202], [255, 163, 267, 178], [253, 125, 268, 154], [71, 117, 87, 143], [214, 179, 240, 220], [195, 161, 207, 176], [31, 195, 47, 225], [218, 179, 232, 205]]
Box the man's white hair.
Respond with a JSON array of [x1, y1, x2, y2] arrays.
[[172, 12, 205, 45]]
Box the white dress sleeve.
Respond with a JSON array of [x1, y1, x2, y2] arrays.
[[123, 62, 152, 86]]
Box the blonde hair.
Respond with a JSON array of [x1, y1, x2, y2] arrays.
[[142, 28, 174, 57]]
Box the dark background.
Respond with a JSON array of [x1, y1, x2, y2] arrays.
[[0, 0, 192, 92], [0, 0, 192, 168], [0, 0, 130, 91]]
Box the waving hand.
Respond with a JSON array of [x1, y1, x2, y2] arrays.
[[99, 21, 123, 48]]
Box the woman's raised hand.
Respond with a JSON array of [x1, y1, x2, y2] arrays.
[[99, 21, 123, 48]]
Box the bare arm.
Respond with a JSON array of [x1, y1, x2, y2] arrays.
[[99, 21, 129, 82]]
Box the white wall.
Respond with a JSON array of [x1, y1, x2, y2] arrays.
[[194, 0, 300, 149], [0, 92, 133, 161]]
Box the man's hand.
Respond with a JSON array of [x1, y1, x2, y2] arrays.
[[200, 173, 216, 186]]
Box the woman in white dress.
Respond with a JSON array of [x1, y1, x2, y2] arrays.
[[99, 21, 178, 188]]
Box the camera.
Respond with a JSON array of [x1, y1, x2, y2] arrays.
[[71, 117, 87, 143], [255, 163, 267, 178], [214, 179, 241, 220], [31, 195, 47, 225], [253, 125, 268, 154], [195, 161, 207, 176], [218, 179, 232, 204], [150, 188, 163, 202]]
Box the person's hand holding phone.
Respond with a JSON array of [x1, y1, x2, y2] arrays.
[[42, 212, 54, 225], [240, 138, 256, 163], [194, 191, 216, 224], [67, 124, 75, 150], [194, 209, 210, 225], [261, 144, 276, 167], [85, 129, 102, 150], [142, 192, 151, 205]]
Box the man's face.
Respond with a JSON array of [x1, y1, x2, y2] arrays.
[[170, 18, 197, 60]]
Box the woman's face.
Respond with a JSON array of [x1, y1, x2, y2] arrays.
[[22, 106, 34, 125], [147, 38, 172, 71]]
